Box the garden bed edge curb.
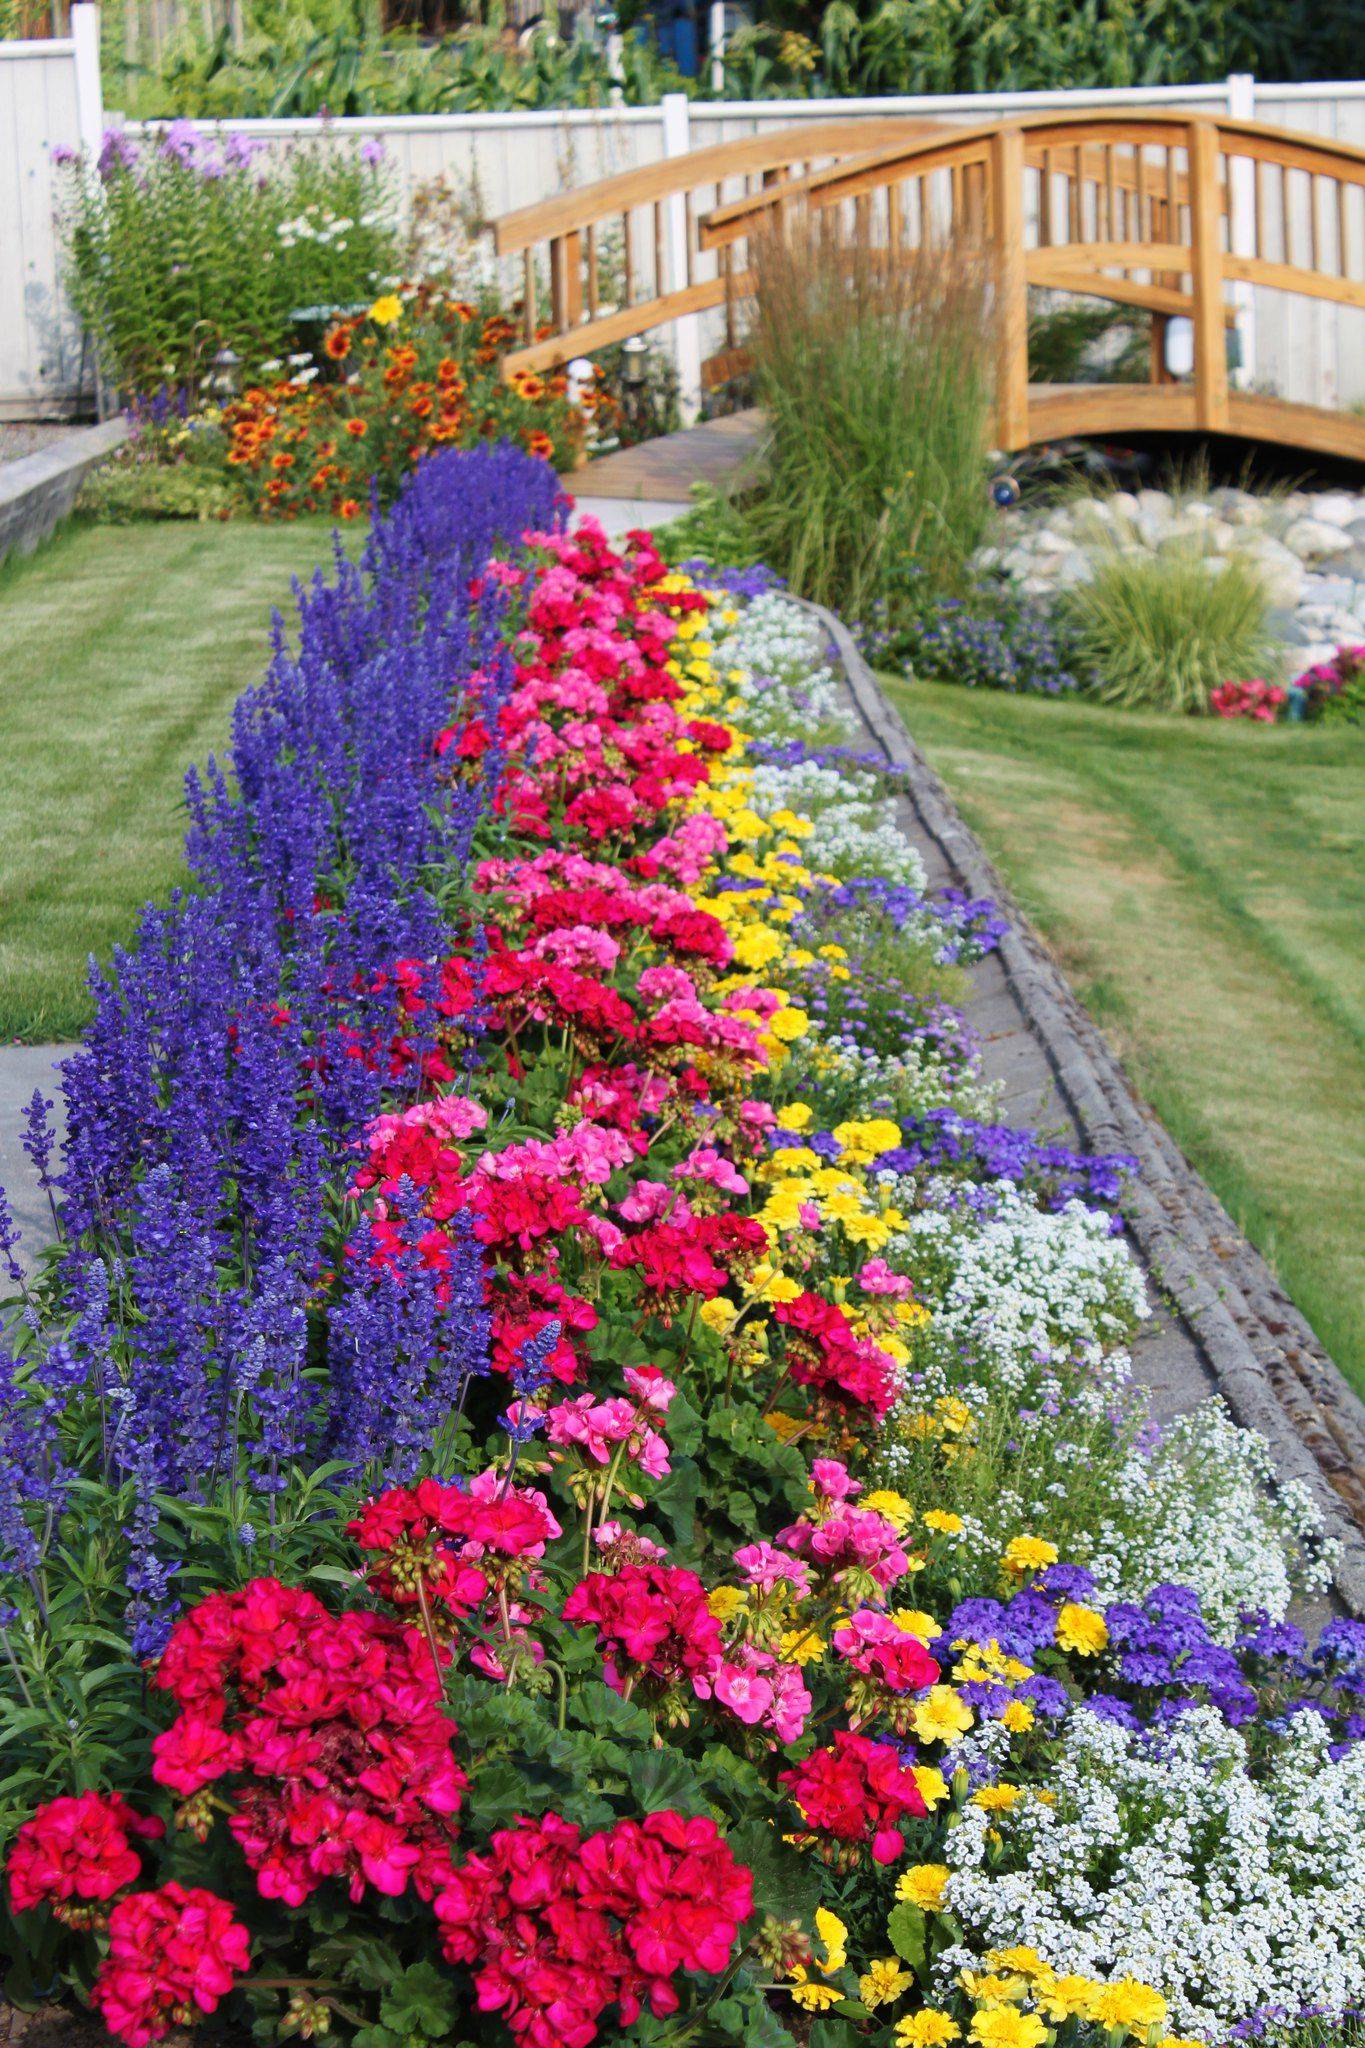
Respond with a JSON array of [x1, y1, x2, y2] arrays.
[[800, 597, 1365, 1620]]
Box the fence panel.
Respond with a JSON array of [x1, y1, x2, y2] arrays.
[[4, 39, 1364, 418], [0, 31, 97, 417]]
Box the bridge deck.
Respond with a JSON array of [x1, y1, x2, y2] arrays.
[[573, 391, 1365, 513]]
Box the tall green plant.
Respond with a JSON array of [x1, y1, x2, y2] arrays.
[[58, 127, 398, 397], [743, 223, 995, 622], [1062, 541, 1279, 714]]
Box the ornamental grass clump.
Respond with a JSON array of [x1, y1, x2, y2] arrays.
[[1062, 539, 1279, 714], [745, 220, 996, 621]]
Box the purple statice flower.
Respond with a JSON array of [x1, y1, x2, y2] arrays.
[[98, 128, 139, 179], [157, 118, 202, 168]]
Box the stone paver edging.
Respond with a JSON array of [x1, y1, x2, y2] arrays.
[[804, 598, 1365, 1618], [0, 420, 127, 569]]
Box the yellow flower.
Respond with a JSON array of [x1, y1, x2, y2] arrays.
[[1002, 1535, 1058, 1576], [896, 1863, 950, 1910], [861, 1959, 915, 2010], [780, 1626, 826, 1666], [969, 2011, 1048, 2048], [1036, 1975, 1103, 2022], [987, 1947, 1046, 1978], [897, 2013, 962, 2048], [810, 1907, 847, 1973], [368, 293, 402, 325], [1088, 1979, 1169, 2034], [768, 1006, 809, 1043], [861, 1489, 913, 1532], [707, 1586, 746, 1622], [776, 1103, 812, 1131], [912, 1685, 975, 1746], [788, 1970, 842, 2012], [912, 1764, 951, 1809], [1001, 1700, 1035, 1734], [1157, 2038, 1209, 2048], [923, 1509, 965, 1535], [892, 1607, 940, 1643], [698, 1298, 737, 1335], [1055, 1602, 1109, 1655], [972, 1784, 1022, 1812]]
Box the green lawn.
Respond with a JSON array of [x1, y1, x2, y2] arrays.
[[0, 517, 353, 1044], [882, 675, 1365, 1396]]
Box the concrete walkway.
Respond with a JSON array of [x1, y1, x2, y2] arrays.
[[0, 1043, 76, 1272]]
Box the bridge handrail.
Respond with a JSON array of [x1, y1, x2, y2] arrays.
[[484, 108, 1365, 450]]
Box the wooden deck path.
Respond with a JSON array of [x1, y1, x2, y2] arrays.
[[571, 384, 1365, 523]]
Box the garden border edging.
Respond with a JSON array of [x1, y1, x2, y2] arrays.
[[0, 421, 127, 569], [802, 598, 1365, 1620]]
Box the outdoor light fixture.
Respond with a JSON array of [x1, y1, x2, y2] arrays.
[[621, 335, 648, 387], [209, 346, 241, 401], [1163, 315, 1195, 378]]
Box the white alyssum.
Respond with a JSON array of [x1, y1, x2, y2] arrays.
[[939, 1707, 1365, 2041], [891, 1183, 1149, 1391]]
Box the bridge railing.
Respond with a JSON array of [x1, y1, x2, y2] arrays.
[[488, 116, 945, 387], [488, 109, 1365, 455]]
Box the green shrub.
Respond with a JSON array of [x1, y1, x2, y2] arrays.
[[1061, 541, 1279, 714], [743, 224, 995, 621], [58, 125, 398, 399]]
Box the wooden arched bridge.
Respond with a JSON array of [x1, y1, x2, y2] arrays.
[[489, 110, 1365, 464]]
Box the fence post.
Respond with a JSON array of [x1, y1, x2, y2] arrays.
[[661, 92, 703, 426], [989, 124, 1029, 452], [72, 3, 103, 160], [1187, 118, 1230, 432], [1226, 72, 1257, 389], [709, 1, 726, 95]]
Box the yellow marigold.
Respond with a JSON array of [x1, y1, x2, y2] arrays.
[[912, 1764, 951, 1809], [897, 2013, 962, 2048], [861, 1959, 915, 2010], [707, 1586, 746, 1622], [972, 1784, 1022, 1812], [767, 1006, 809, 1043], [1157, 2038, 1209, 2048], [368, 293, 402, 325], [788, 1970, 842, 2012], [895, 1863, 950, 1910], [912, 1685, 974, 1746], [813, 1906, 847, 1973], [964, 1973, 1027, 2006], [892, 1608, 939, 1643], [987, 1947, 1046, 1978], [969, 2010, 1048, 2048], [1001, 1700, 1035, 1734], [860, 1489, 913, 1532], [1055, 1602, 1109, 1655], [780, 1626, 826, 1666], [1002, 1535, 1058, 1575], [923, 1510, 965, 1535], [1035, 1975, 1102, 2021], [1088, 1979, 1168, 2034]]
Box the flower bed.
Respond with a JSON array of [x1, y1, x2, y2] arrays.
[[1, 448, 1362, 2048]]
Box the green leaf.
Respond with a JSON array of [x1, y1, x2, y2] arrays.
[[887, 1900, 927, 1970], [627, 1748, 707, 1815], [378, 1959, 458, 2040]]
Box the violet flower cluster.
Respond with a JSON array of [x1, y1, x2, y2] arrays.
[[0, 445, 563, 1653]]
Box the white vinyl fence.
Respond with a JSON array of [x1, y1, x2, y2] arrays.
[[0, 8, 101, 417], [3, 7, 1364, 418]]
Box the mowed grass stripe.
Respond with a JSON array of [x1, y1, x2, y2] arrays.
[[0, 519, 352, 1043], [881, 675, 1365, 1395]]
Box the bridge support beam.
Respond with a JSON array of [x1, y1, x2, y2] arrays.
[[1188, 120, 1230, 434], [990, 125, 1030, 451]]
